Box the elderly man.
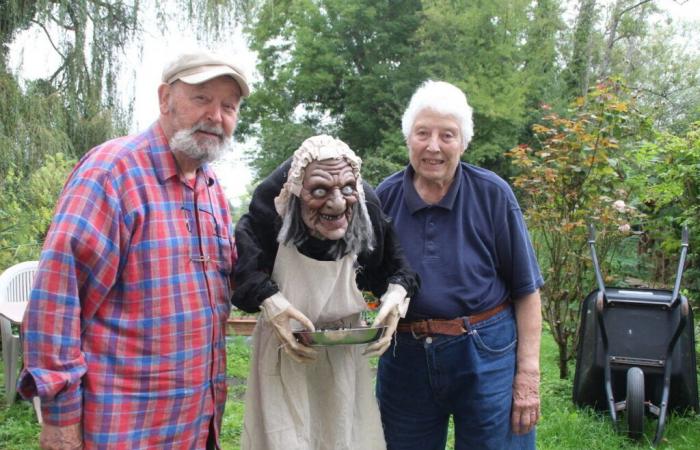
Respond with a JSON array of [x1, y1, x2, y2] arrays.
[[232, 135, 419, 450], [375, 80, 543, 450], [18, 49, 249, 449]]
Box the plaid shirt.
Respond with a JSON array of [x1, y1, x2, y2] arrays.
[[19, 123, 235, 449]]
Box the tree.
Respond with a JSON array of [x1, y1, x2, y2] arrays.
[[0, 0, 251, 269], [0, 153, 76, 268], [599, 0, 656, 77], [412, 0, 545, 175], [565, 0, 599, 98], [0, 1, 37, 65], [521, 0, 567, 109], [627, 123, 700, 296], [1, 1, 139, 266], [241, 0, 422, 185], [242, 0, 565, 183], [507, 79, 647, 378], [2, 1, 254, 175], [619, 20, 700, 132], [562, 0, 699, 133]]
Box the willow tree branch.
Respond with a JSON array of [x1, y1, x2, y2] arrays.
[[619, 0, 654, 18], [30, 18, 65, 59]]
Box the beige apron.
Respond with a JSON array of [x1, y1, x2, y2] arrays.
[[241, 243, 386, 450]]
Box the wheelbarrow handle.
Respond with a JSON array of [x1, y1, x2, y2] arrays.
[[595, 291, 617, 424], [671, 226, 689, 304], [654, 295, 689, 446], [587, 224, 607, 298], [587, 223, 596, 243]]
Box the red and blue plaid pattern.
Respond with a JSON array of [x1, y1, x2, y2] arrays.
[[19, 122, 235, 449]]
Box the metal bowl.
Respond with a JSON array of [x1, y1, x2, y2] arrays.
[[293, 326, 386, 346]]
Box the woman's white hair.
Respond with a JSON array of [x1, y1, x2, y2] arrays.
[[401, 80, 474, 149]]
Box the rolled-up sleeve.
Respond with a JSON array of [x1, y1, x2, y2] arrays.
[[19, 167, 123, 426]]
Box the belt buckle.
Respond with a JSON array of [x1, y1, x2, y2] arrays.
[[410, 320, 430, 339], [461, 316, 473, 335]]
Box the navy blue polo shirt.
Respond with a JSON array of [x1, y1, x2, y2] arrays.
[[376, 162, 544, 320]]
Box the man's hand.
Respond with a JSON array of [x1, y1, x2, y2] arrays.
[[261, 292, 318, 363], [363, 284, 409, 357], [40, 423, 83, 450], [511, 369, 540, 435]]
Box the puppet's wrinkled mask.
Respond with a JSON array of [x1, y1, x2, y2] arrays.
[[300, 158, 359, 240]]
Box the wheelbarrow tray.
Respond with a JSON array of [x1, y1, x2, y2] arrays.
[[573, 287, 698, 414]]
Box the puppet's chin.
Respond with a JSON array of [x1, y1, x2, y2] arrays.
[[316, 228, 347, 240]]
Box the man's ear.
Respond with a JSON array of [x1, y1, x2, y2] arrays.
[[158, 83, 171, 115]]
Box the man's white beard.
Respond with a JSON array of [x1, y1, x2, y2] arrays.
[[170, 122, 233, 164]]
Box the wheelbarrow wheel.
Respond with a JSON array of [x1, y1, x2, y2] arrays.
[[626, 367, 645, 440]]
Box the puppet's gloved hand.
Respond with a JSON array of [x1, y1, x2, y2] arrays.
[[260, 292, 318, 363], [363, 284, 409, 357]]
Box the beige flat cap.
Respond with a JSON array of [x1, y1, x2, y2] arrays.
[[162, 49, 250, 97]]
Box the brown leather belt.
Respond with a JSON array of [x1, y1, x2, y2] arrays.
[[396, 302, 511, 336]]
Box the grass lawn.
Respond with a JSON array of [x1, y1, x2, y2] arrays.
[[2, 330, 699, 449]]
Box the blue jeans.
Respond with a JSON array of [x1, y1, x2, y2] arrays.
[[376, 308, 535, 450]]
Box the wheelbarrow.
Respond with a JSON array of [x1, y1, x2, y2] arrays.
[[572, 225, 698, 445]]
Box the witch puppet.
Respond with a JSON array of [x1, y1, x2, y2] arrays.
[[232, 135, 419, 450]]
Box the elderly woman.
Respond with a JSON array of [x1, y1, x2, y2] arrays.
[[375, 80, 544, 450], [232, 135, 419, 450]]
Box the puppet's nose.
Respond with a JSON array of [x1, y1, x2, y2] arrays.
[[325, 188, 347, 210]]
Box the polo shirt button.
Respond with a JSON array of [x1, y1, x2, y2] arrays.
[[425, 337, 433, 344]]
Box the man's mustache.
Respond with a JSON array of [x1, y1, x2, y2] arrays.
[[192, 123, 225, 139]]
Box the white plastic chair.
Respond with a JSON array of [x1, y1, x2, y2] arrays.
[[0, 260, 42, 422]]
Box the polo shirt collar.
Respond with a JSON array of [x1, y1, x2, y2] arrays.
[[402, 163, 462, 213], [147, 121, 217, 188]]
